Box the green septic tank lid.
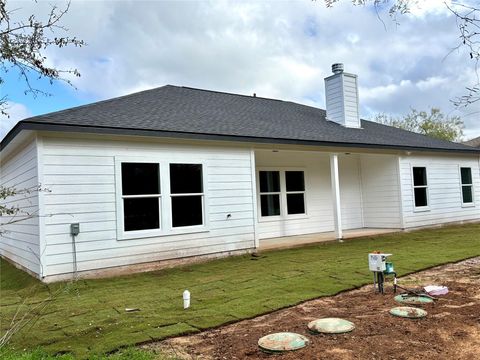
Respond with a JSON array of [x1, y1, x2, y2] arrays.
[[394, 294, 434, 305], [390, 306, 427, 319], [258, 332, 309, 353], [307, 318, 355, 334]]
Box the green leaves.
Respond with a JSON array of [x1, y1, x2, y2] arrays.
[[0, 1, 85, 116], [374, 107, 464, 142]]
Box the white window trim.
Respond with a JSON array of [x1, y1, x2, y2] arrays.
[[115, 156, 209, 240], [256, 167, 308, 222], [411, 165, 430, 212], [168, 162, 207, 231], [459, 166, 475, 208]]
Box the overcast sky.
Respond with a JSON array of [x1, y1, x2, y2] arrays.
[[2, 0, 479, 140]]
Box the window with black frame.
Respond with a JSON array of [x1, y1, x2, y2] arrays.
[[460, 167, 474, 204], [259, 171, 281, 217], [170, 164, 204, 227], [259, 170, 306, 217], [412, 166, 428, 208], [285, 171, 305, 215], [121, 163, 161, 231]]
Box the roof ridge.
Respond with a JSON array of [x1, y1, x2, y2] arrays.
[[22, 84, 323, 124], [179, 86, 329, 116], [180, 85, 284, 102]]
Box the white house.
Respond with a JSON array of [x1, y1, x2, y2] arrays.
[[1, 64, 479, 282]]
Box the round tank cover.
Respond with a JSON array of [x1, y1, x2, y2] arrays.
[[394, 294, 434, 305], [390, 306, 427, 319], [258, 332, 309, 353], [307, 318, 355, 334]]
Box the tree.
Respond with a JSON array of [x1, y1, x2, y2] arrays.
[[374, 108, 464, 142], [448, 2, 480, 107], [323, 0, 480, 107], [0, 185, 48, 235], [0, 0, 85, 117], [0, 0, 82, 273]]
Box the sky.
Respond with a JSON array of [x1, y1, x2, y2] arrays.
[[1, 0, 479, 141]]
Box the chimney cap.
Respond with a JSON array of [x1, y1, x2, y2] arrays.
[[332, 63, 344, 74]]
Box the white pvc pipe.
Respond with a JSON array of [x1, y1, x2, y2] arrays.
[[183, 290, 191, 309]]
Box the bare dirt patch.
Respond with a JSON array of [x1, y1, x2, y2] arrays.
[[145, 257, 480, 360]]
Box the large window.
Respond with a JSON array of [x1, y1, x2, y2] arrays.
[[412, 166, 428, 208], [460, 167, 474, 205], [258, 170, 306, 218], [170, 164, 204, 227], [118, 160, 206, 238], [121, 163, 161, 231]]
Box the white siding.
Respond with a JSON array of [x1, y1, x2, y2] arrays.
[[325, 75, 344, 124], [255, 151, 364, 239], [342, 75, 361, 129], [0, 138, 40, 275], [325, 73, 360, 128], [399, 155, 480, 228], [339, 155, 363, 229], [41, 136, 255, 276], [360, 154, 402, 228]]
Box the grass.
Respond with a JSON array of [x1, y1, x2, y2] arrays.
[[0, 347, 175, 360], [1, 223, 479, 358]]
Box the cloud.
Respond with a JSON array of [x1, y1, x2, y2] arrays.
[[0, 102, 31, 140], [4, 0, 480, 139]]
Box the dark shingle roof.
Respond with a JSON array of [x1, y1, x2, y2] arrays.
[[2, 85, 479, 153], [463, 136, 480, 148]]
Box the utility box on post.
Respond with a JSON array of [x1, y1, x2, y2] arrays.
[[369, 252, 396, 294], [368, 253, 392, 272]]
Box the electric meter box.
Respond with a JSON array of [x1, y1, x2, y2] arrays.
[[368, 253, 392, 272]]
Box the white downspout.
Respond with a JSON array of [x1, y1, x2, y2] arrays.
[[330, 153, 343, 240]]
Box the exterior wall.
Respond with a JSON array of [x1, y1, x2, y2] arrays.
[[40, 135, 255, 277], [255, 151, 364, 239], [360, 154, 402, 228], [0, 137, 41, 275], [338, 154, 363, 229], [399, 154, 480, 228]]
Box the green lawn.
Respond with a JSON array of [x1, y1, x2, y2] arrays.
[[1, 224, 479, 358], [0, 347, 171, 360]]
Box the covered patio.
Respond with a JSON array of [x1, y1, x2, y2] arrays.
[[253, 148, 404, 249]]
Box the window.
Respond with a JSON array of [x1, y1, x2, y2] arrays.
[[259, 171, 281, 216], [258, 170, 306, 218], [460, 167, 474, 204], [170, 164, 204, 227], [116, 159, 208, 239], [285, 171, 305, 215], [121, 163, 161, 231], [412, 167, 428, 208]]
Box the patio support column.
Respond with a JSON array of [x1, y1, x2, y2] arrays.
[[250, 148, 259, 249], [330, 153, 343, 240]]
